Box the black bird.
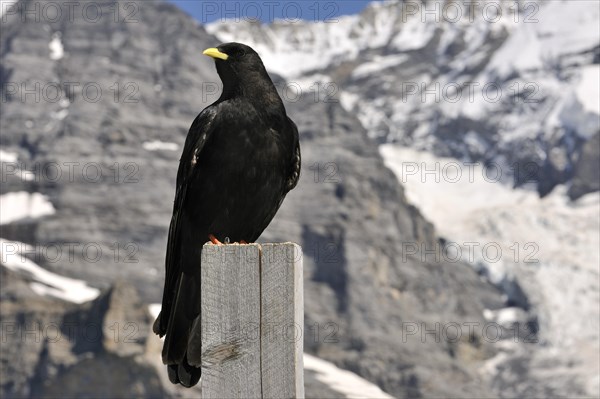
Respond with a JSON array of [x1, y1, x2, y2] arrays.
[[153, 42, 301, 388]]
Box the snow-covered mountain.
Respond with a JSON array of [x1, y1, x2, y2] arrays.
[[207, 0, 600, 197], [381, 145, 600, 397], [207, 1, 600, 397]]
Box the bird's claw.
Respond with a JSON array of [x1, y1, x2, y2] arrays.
[[208, 234, 249, 245]]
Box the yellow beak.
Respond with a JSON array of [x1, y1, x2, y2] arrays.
[[203, 48, 229, 61]]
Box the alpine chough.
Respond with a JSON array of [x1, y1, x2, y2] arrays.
[[153, 42, 301, 388]]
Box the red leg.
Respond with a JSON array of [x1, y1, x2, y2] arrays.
[[208, 234, 222, 245]]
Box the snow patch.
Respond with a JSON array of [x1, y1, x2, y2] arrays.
[[143, 141, 179, 152], [148, 303, 164, 341], [351, 54, 409, 80], [0, 0, 17, 17], [339, 91, 361, 113], [0, 238, 100, 304], [49, 33, 64, 61], [0, 192, 56, 225], [148, 303, 161, 320], [486, 1, 599, 79], [52, 108, 69, 120], [303, 353, 394, 399], [381, 144, 600, 388], [0, 149, 18, 163], [391, 13, 435, 51], [0, 150, 36, 182], [483, 307, 527, 327], [21, 171, 35, 181], [576, 65, 600, 115], [379, 146, 537, 238]]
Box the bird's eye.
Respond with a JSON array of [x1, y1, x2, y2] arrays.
[[237, 48, 246, 57]]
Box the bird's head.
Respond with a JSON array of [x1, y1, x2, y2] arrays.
[[202, 42, 258, 63], [203, 43, 278, 102]]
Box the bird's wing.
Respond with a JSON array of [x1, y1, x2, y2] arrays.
[[286, 116, 301, 193], [176, 107, 219, 187], [154, 106, 219, 337]]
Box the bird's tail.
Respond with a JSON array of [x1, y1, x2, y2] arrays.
[[167, 354, 201, 387], [156, 270, 202, 388]]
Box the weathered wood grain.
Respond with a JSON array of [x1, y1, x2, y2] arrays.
[[261, 243, 304, 399], [201, 243, 304, 399], [201, 244, 262, 399]]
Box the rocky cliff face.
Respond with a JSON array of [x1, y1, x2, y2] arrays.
[[264, 92, 508, 397], [0, 268, 169, 398], [0, 0, 584, 397], [569, 131, 600, 200], [1, 265, 397, 398], [1, 0, 219, 301]]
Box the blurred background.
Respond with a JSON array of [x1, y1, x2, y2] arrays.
[[1, 0, 598, 397]]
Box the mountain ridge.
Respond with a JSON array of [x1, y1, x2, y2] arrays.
[[207, 0, 600, 198]]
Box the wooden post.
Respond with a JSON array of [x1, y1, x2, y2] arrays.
[[200, 243, 304, 399], [261, 244, 304, 399]]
